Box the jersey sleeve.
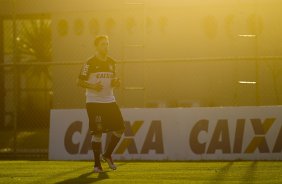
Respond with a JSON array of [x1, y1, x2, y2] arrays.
[[108, 57, 116, 75], [78, 62, 90, 81]]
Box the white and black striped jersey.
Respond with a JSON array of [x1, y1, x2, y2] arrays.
[[79, 56, 116, 103]]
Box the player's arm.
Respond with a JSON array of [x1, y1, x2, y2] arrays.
[[111, 78, 121, 88], [77, 79, 103, 91], [77, 62, 103, 91], [111, 60, 121, 88]]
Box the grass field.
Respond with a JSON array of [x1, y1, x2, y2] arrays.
[[0, 161, 281, 184]]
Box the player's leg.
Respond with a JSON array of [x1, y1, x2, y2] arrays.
[[86, 103, 104, 173], [102, 130, 124, 170], [91, 132, 103, 173], [101, 102, 125, 170], [104, 130, 123, 157]]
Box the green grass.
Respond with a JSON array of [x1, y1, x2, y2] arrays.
[[0, 161, 281, 184]]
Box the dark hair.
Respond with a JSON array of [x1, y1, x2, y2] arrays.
[[94, 35, 109, 46]]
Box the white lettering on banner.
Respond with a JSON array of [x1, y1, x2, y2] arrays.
[[49, 106, 282, 160]]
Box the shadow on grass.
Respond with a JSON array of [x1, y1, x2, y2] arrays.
[[241, 161, 257, 184], [37, 162, 126, 183], [210, 162, 233, 183], [55, 171, 110, 184]]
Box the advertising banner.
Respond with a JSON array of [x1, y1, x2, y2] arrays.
[[49, 106, 282, 160]]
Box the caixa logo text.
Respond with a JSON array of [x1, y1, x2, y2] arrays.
[[64, 120, 164, 154], [190, 118, 282, 154]]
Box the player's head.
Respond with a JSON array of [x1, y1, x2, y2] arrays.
[[94, 35, 109, 56]]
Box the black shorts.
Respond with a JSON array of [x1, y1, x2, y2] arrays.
[[86, 102, 125, 134]]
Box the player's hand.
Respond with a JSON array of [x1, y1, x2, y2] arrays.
[[91, 81, 103, 92], [111, 78, 121, 88]]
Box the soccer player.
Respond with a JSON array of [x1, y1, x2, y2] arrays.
[[77, 35, 125, 173]]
